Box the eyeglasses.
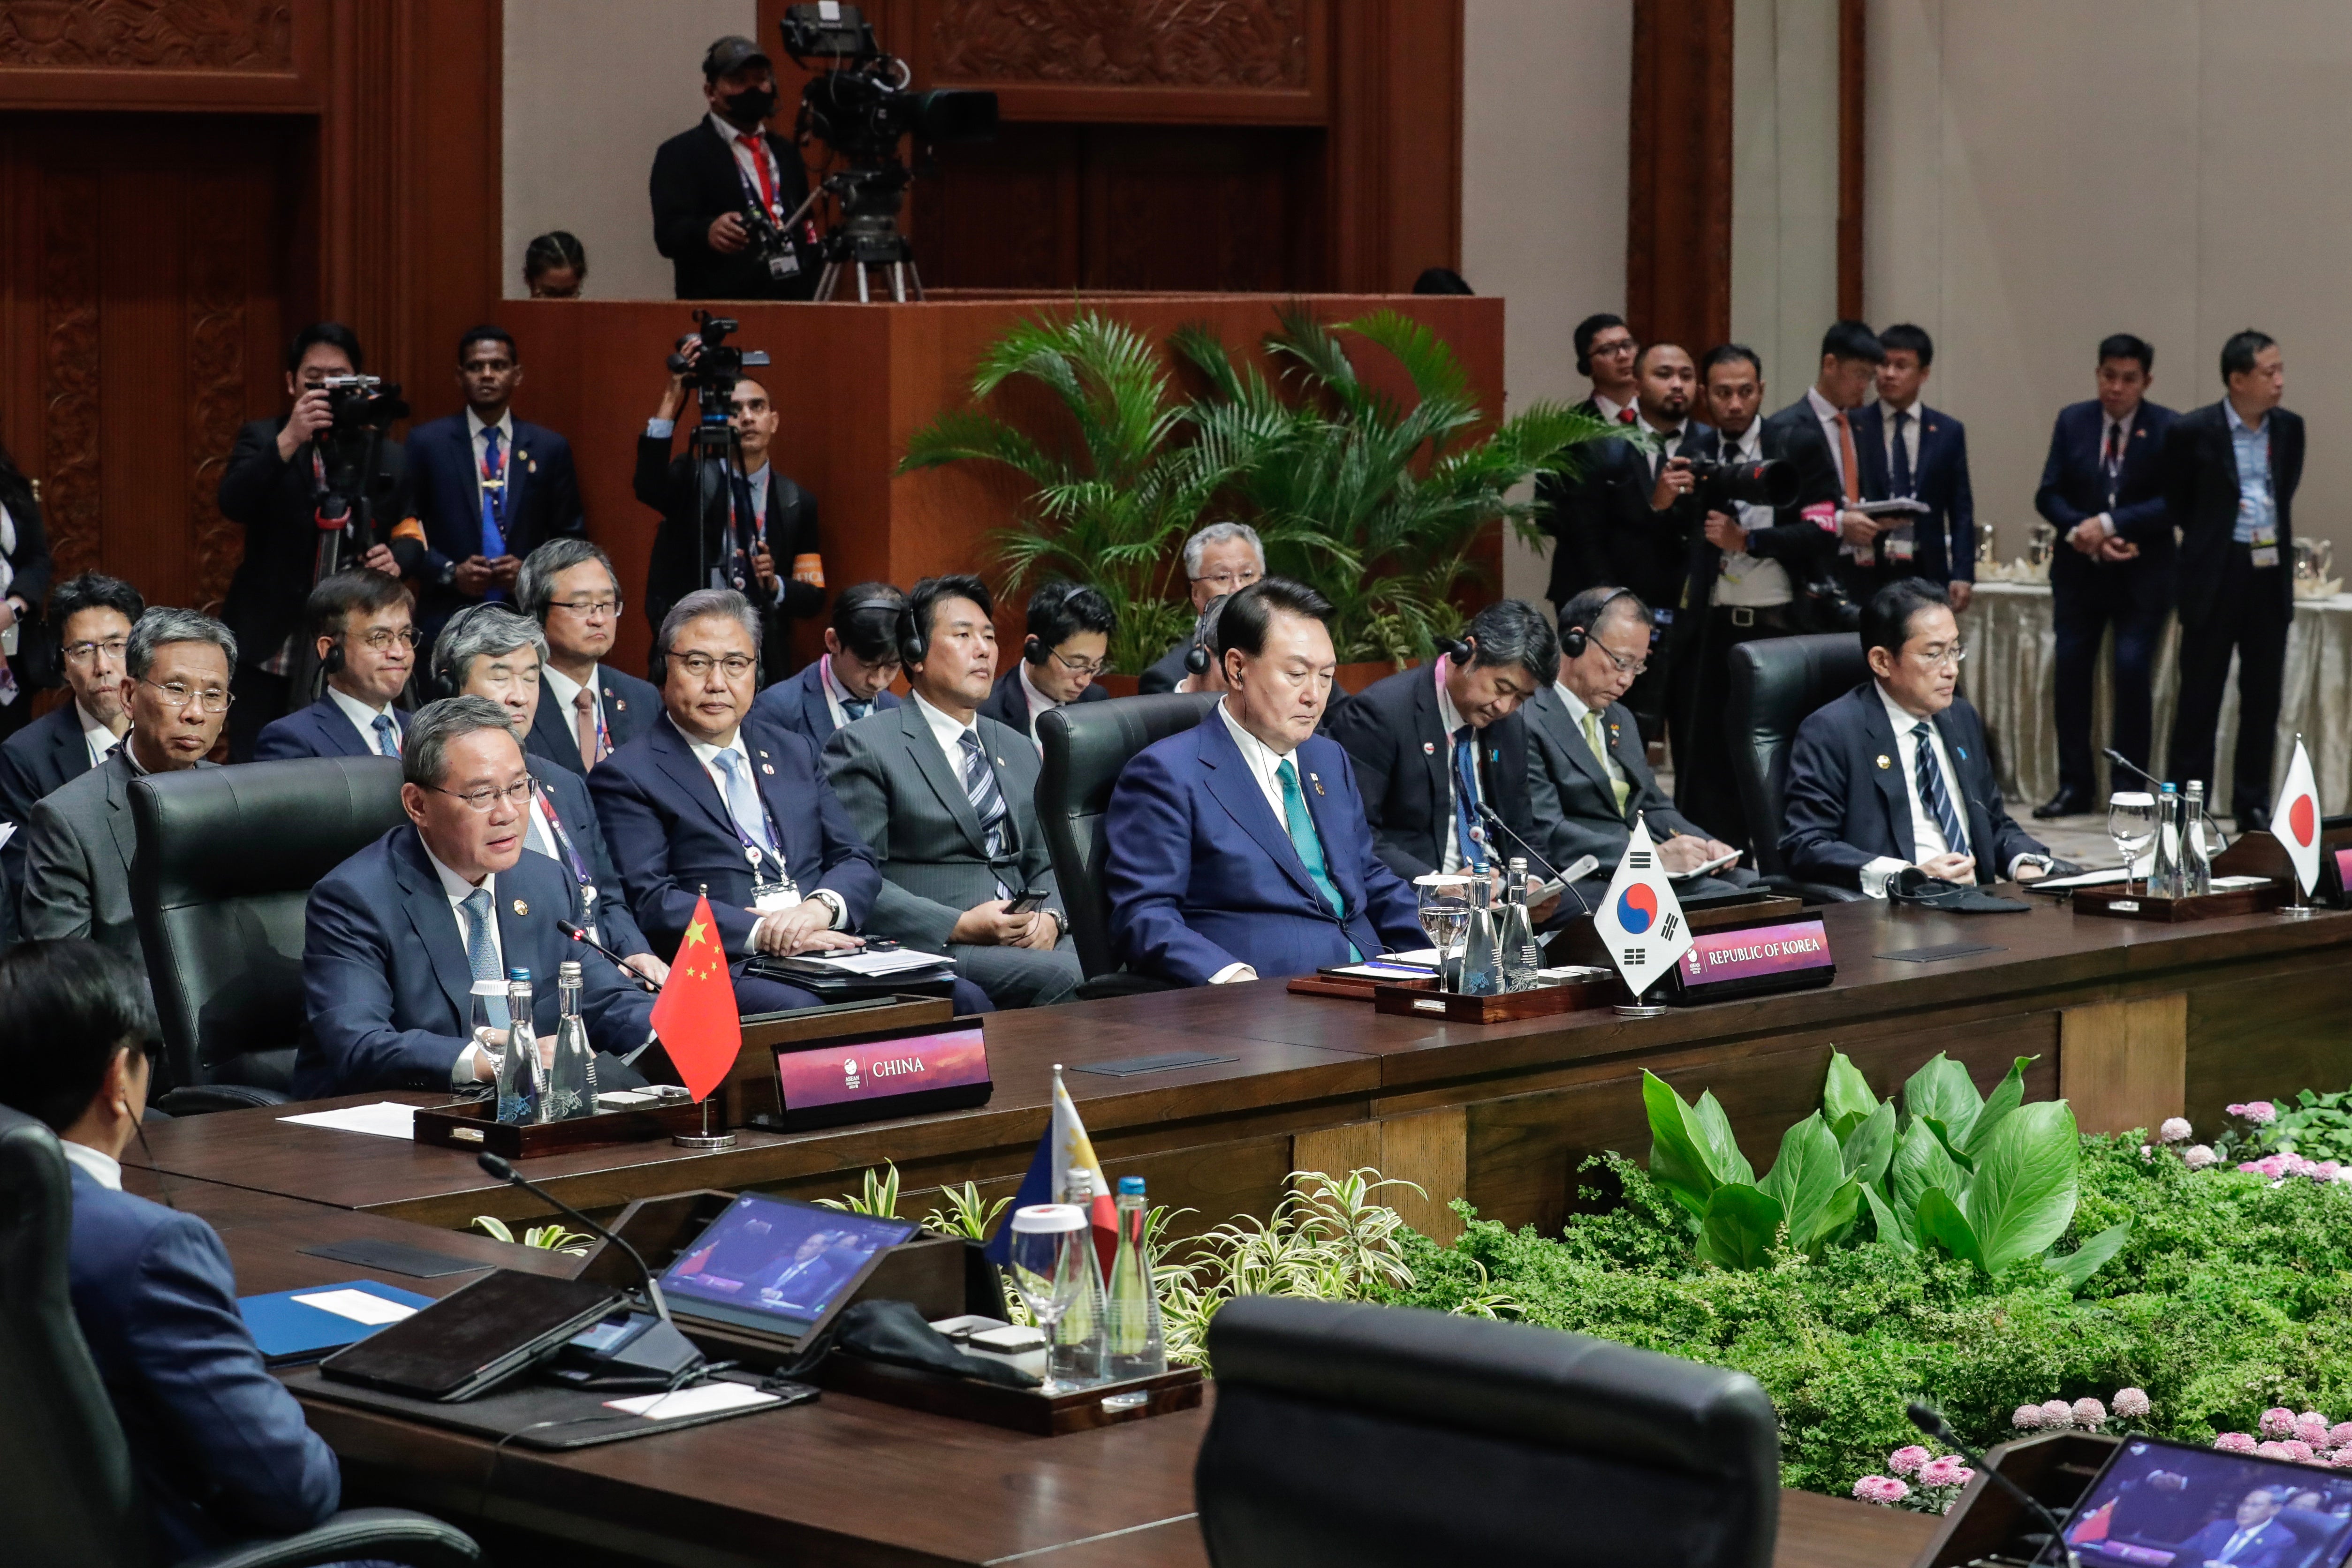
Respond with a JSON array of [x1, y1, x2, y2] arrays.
[[1911, 640, 1969, 670], [64, 636, 129, 665], [430, 775, 536, 812], [1591, 641, 1649, 676], [1190, 566, 1264, 593], [549, 597, 620, 618], [137, 678, 233, 713], [669, 651, 756, 680], [1048, 647, 1108, 679], [352, 627, 423, 651]]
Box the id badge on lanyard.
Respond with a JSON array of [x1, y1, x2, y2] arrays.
[[2251, 523, 2280, 569], [734, 157, 801, 282], [747, 844, 799, 913]]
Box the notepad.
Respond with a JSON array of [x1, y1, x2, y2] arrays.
[[240, 1279, 436, 1365], [604, 1381, 781, 1419], [278, 1102, 419, 1140], [292, 1288, 419, 1326], [799, 948, 951, 976]]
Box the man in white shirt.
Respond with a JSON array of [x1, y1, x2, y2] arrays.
[[1574, 313, 1640, 425], [979, 580, 1112, 751], [1762, 319, 1888, 591], [251, 569, 415, 761], [515, 537, 660, 775], [648, 35, 815, 302]]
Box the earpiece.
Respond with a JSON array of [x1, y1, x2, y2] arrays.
[[1184, 641, 1211, 676], [896, 602, 927, 667], [1437, 633, 1473, 663], [1561, 587, 1637, 659], [427, 657, 458, 702], [1024, 635, 1049, 667], [322, 639, 345, 676]]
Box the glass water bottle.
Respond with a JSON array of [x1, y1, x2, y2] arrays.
[[544, 960, 597, 1121], [1051, 1167, 1108, 1387], [1103, 1176, 1167, 1380], [496, 967, 542, 1125], [1457, 879, 1503, 996], [1499, 858, 1541, 991]]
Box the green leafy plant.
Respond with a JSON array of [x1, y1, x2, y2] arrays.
[[921, 1179, 1012, 1242], [2216, 1092, 2352, 1167], [470, 1215, 593, 1254], [816, 1160, 903, 1220]]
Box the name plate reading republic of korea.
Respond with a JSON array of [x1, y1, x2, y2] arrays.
[[773, 1022, 994, 1132], [1665, 917, 1837, 1006]]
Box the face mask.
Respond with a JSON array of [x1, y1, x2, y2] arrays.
[[722, 87, 776, 123]]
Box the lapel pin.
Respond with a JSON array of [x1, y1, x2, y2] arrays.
[[511, 898, 529, 916], [1310, 773, 1325, 796], [1422, 741, 1435, 754], [1957, 746, 1969, 761], [1875, 754, 1892, 770], [759, 750, 768, 757], [760, 763, 774, 775], [995, 756, 1006, 766], [613, 697, 626, 711]]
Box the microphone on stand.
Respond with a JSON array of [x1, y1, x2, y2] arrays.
[[1905, 1401, 2079, 1568], [1474, 805, 1598, 917], [558, 918, 663, 994]]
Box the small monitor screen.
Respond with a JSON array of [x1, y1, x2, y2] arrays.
[[2065, 1437, 2352, 1568], [658, 1193, 917, 1338]]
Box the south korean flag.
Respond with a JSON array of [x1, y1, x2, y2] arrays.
[[1596, 814, 1695, 999]]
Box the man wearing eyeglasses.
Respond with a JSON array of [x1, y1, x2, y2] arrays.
[[20, 608, 234, 956], [514, 538, 659, 774], [295, 696, 657, 1097], [1782, 578, 2051, 896], [1138, 522, 1264, 694], [252, 570, 416, 761], [978, 579, 1112, 754]]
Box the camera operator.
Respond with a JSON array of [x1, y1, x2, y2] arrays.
[[217, 323, 410, 760], [650, 35, 815, 302], [637, 336, 824, 684]]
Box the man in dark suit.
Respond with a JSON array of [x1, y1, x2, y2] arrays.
[[252, 569, 416, 762], [1847, 324, 1977, 607], [296, 697, 658, 1098], [432, 604, 662, 982], [1670, 345, 1841, 846], [1571, 313, 1641, 426], [823, 576, 1082, 1008], [514, 538, 659, 776], [979, 580, 1112, 752], [1327, 598, 1554, 886], [589, 589, 988, 1015], [2165, 329, 2303, 829], [2171, 1489, 2298, 1568], [638, 350, 824, 683], [2031, 333, 2177, 817], [21, 610, 232, 956], [1782, 579, 2052, 894], [1527, 588, 1743, 900], [0, 942, 341, 1562], [749, 580, 905, 747], [216, 322, 409, 759], [649, 35, 815, 302], [1106, 578, 1421, 986], [0, 572, 140, 947], [1138, 522, 1264, 694], [1767, 319, 1887, 602], [402, 325, 585, 651]]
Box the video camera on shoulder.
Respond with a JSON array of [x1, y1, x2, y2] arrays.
[[667, 311, 771, 411], [1683, 453, 1798, 511]]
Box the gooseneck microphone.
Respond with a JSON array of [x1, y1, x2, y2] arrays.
[[1905, 1401, 2079, 1568], [557, 919, 662, 993], [1475, 805, 1598, 917], [2102, 749, 2231, 852], [478, 1151, 677, 1325]]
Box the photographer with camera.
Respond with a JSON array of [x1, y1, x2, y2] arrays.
[[217, 323, 410, 759], [650, 35, 815, 302], [637, 327, 824, 685]]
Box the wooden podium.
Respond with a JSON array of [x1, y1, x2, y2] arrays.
[[503, 292, 1504, 676]]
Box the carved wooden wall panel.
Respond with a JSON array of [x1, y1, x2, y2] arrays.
[[37, 170, 102, 584], [926, 0, 1308, 90], [186, 174, 255, 615], [0, 0, 294, 71]]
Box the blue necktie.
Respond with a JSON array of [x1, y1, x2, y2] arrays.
[[842, 698, 872, 723], [958, 730, 1010, 898], [713, 750, 781, 862], [1890, 409, 1914, 496], [1451, 723, 1487, 872], [460, 888, 510, 1029], [371, 713, 401, 758], [1911, 721, 1970, 859], [479, 425, 506, 560], [1277, 757, 1360, 962]]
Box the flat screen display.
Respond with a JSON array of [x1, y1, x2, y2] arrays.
[[776, 1024, 990, 1113], [658, 1193, 917, 1338], [2064, 1436, 2352, 1568]]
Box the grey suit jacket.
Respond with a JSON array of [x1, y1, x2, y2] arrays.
[[20, 749, 218, 957], [820, 701, 1063, 949], [1523, 685, 1702, 872]]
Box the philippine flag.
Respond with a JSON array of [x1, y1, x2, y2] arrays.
[[2273, 735, 2322, 895], [983, 1063, 1119, 1269], [1594, 815, 1695, 999]]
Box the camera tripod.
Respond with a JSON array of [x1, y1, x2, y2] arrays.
[[777, 164, 926, 303]]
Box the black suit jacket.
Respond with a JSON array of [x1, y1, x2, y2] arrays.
[[1324, 660, 1534, 882], [2162, 400, 2304, 629], [403, 413, 585, 644], [524, 663, 660, 778], [648, 120, 815, 301], [217, 418, 410, 667], [1676, 417, 1840, 625], [1849, 402, 1976, 583], [1136, 639, 1194, 695], [635, 434, 823, 680], [976, 667, 1108, 741], [1544, 421, 1718, 611], [2034, 398, 2177, 599], [0, 699, 94, 945], [1780, 683, 2042, 890]]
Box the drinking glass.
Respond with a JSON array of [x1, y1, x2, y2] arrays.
[[1413, 874, 1472, 990], [469, 982, 505, 1089], [1007, 1204, 1092, 1394], [2108, 791, 2157, 893]]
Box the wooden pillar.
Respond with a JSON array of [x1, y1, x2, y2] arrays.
[[1293, 1106, 1469, 1245], [2060, 994, 2188, 1136], [1626, 0, 1735, 356]]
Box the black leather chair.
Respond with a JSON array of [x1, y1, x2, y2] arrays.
[[1195, 1296, 1779, 1568], [1036, 692, 1218, 988], [1725, 632, 1869, 901], [0, 1104, 480, 1568], [129, 757, 406, 1113]]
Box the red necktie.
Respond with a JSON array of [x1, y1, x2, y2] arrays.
[[1618, 407, 1637, 425], [737, 132, 777, 218]]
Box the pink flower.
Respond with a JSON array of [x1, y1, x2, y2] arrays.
[[1854, 1476, 1911, 1505], [2283, 1440, 2317, 1462], [2314, 1163, 2343, 1182], [2329, 1423, 2352, 1448], [2242, 1162, 2266, 1173], [2256, 1155, 2292, 1179], [2263, 1408, 2299, 1437], [2160, 1117, 2193, 1143], [2296, 1418, 2331, 1446], [2330, 1449, 2352, 1470], [1888, 1445, 1930, 1476], [1919, 1456, 1973, 1488], [2013, 1404, 2046, 1429], [2114, 1388, 2151, 1419], [2074, 1397, 2109, 1428], [2215, 1432, 2258, 1454], [2042, 1399, 2076, 1427], [2231, 1101, 2278, 1124], [2259, 1442, 2296, 1461], [2185, 1145, 2219, 1170]]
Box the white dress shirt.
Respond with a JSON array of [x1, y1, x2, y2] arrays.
[[1592, 392, 1631, 425], [1710, 423, 1793, 607], [539, 662, 601, 745], [463, 407, 515, 524], [1857, 685, 2040, 897], [1554, 681, 1631, 804], [2082, 406, 2139, 540], [424, 843, 503, 1086], [819, 655, 857, 732], [60, 1140, 122, 1190], [1807, 386, 1855, 498], [687, 727, 846, 946], [78, 702, 123, 768], [326, 684, 401, 755], [1209, 698, 1305, 985], [1015, 662, 1058, 752], [1877, 396, 1921, 484], [709, 111, 785, 221], [1433, 659, 1481, 874]]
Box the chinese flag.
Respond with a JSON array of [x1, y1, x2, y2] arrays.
[[649, 893, 742, 1102]]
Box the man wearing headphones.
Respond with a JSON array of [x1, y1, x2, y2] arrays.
[[251, 569, 416, 761], [978, 579, 1112, 754], [750, 580, 906, 746]]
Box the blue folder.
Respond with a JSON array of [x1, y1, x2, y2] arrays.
[[239, 1279, 438, 1366]]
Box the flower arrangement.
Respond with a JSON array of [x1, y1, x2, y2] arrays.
[[2211, 1407, 2352, 1468], [2150, 1114, 2352, 1185], [2012, 1387, 2150, 1434], [1853, 1444, 1977, 1512]]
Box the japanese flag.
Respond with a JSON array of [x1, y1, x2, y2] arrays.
[[1596, 815, 1695, 999], [2273, 736, 2321, 895]]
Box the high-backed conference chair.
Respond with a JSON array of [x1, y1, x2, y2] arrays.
[[1036, 692, 1217, 987], [0, 1103, 481, 1568], [129, 757, 407, 1113], [1195, 1296, 1781, 1568], [1725, 632, 1869, 901]]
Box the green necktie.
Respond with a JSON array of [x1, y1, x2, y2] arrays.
[[1583, 709, 1632, 817], [1276, 757, 1360, 962]]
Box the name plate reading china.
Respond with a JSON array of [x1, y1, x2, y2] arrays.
[[1667, 917, 1836, 1005], [773, 1020, 994, 1131]]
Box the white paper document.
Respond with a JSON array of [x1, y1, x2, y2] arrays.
[[0, 822, 14, 854], [802, 947, 948, 976], [290, 1288, 417, 1326], [1379, 948, 1443, 970], [604, 1381, 781, 1419], [277, 1102, 418, 1140]]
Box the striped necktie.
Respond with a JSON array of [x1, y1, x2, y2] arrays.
[[1911, 722, 1970, 858], [957, 730, 1010, 898]]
